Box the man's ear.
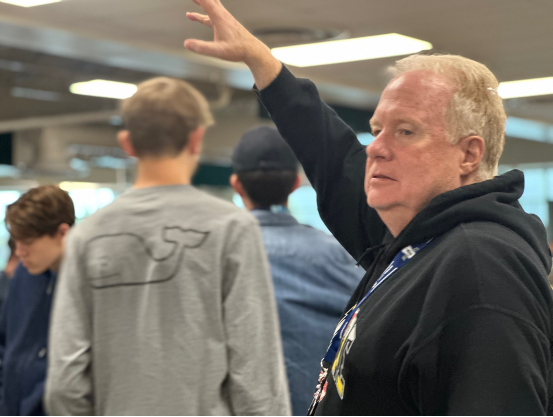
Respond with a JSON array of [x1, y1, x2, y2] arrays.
[[458, 135, 485, 177], [117, 130, 137, 158], [291, 173, 302, 193], [230, 173, 245, 197], [188, 126, 206, 156], [57, 223, 71, 238]]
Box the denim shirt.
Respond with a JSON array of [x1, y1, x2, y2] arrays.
[[251, 208, 364, 415]]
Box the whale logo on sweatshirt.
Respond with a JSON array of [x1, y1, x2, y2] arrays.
[[85, 226, 209, 289]]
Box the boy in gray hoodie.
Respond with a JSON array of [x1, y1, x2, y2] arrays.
[[44, 77, 290, 416]]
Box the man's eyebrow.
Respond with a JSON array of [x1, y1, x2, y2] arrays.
[[396, 118, 418, 125], [369, 117, 418, 128]]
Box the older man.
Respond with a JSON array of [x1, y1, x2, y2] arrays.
[[185, 1, 553, 415]]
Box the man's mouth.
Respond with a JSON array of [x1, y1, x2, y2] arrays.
[[371, 173, 395, 181]]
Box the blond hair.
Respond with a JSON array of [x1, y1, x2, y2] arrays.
[[391, 54, 506, 179], [121, 77, 214, 157]]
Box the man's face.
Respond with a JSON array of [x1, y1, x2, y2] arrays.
[[365, 70, 464, 220], [15, 230, 65, 275]]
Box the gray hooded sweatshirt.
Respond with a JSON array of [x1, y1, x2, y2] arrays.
[[44, 185, 291, 416]]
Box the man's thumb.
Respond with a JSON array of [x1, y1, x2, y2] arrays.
[[184, 39, 221, 58]]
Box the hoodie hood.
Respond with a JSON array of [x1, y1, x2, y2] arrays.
[[383, 169, 551, 272]]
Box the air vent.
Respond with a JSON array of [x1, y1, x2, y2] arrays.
[[251, 27, 349, 48]]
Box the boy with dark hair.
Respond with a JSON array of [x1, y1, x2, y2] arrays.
[[0, 185, 75, 416], [231, 126, 364, 415], [45, 78, 290, 415]]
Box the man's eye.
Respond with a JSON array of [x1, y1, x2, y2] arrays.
[[400, 129, 413, 136], [371, 130, 381, 137]]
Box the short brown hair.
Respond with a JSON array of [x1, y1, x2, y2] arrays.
[[121, 77, 214, 157], [5, 185, 75, 240]]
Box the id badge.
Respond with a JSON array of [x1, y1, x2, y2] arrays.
[[307, 366, 329, 415]]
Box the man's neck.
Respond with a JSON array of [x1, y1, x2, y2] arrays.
[[377, 208, 418, 238], [133, 154, 196, 189], [248, 200, 289, 211]]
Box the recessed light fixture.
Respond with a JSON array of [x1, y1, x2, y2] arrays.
[[69, 80, 137, 100], [271, 33, 432, 67], [0, 0, 61, 7], [498, 77, 553, 99]]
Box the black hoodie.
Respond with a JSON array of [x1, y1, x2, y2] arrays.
[[258, 66, 553, 415]]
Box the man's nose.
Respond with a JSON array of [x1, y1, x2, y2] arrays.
[[366, 131, 392, 160]]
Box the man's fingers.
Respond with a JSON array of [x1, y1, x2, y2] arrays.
[[193, 0, 220, 16], [186, 12, 213, 28], [184, 39, 225, 59]]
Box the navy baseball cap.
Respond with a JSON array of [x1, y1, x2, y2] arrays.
[[232, 126, 299, 173]]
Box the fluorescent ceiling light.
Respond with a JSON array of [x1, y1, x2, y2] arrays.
[[0, 0, 61, 7], [271, 33, 432, 67], [498, 77, 553, 99], [11, 87, 60, 102], [59, 182, 100, 191], [70, 80, 137, 100]]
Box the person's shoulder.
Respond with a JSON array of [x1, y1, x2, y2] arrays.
[[429, 221, 551, 310], [298, 224, 354, 255], [7, 263, 44, 292], [191, 188, 249, 217], [440, 221, 541, 264], [12, 263, 32, 280], [407, 222, 553, 345], [70, 195, 124, 234], [156, 185, 251, 222], [273, 222, 359, 269], [215, 205, 259, 233], [431, 222, 546, 282]]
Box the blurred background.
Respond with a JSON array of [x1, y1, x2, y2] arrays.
[[0, 0, 552, 267]]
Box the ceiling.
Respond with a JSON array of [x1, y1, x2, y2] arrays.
[[0, 0, 551, 131]]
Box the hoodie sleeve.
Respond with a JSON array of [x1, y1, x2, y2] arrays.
[[222, 213, 291, 416], [44, 229, 94, 416], [256, 66, 387, 262]]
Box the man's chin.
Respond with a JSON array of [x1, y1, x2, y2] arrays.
[[367, 187, 394, 208], [366, 195, 397, 211]]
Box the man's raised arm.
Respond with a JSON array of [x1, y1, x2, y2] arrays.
[[185, 0, 387, 260]]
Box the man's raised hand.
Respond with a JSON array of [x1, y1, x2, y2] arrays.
[[185, 0, 282, 89]]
